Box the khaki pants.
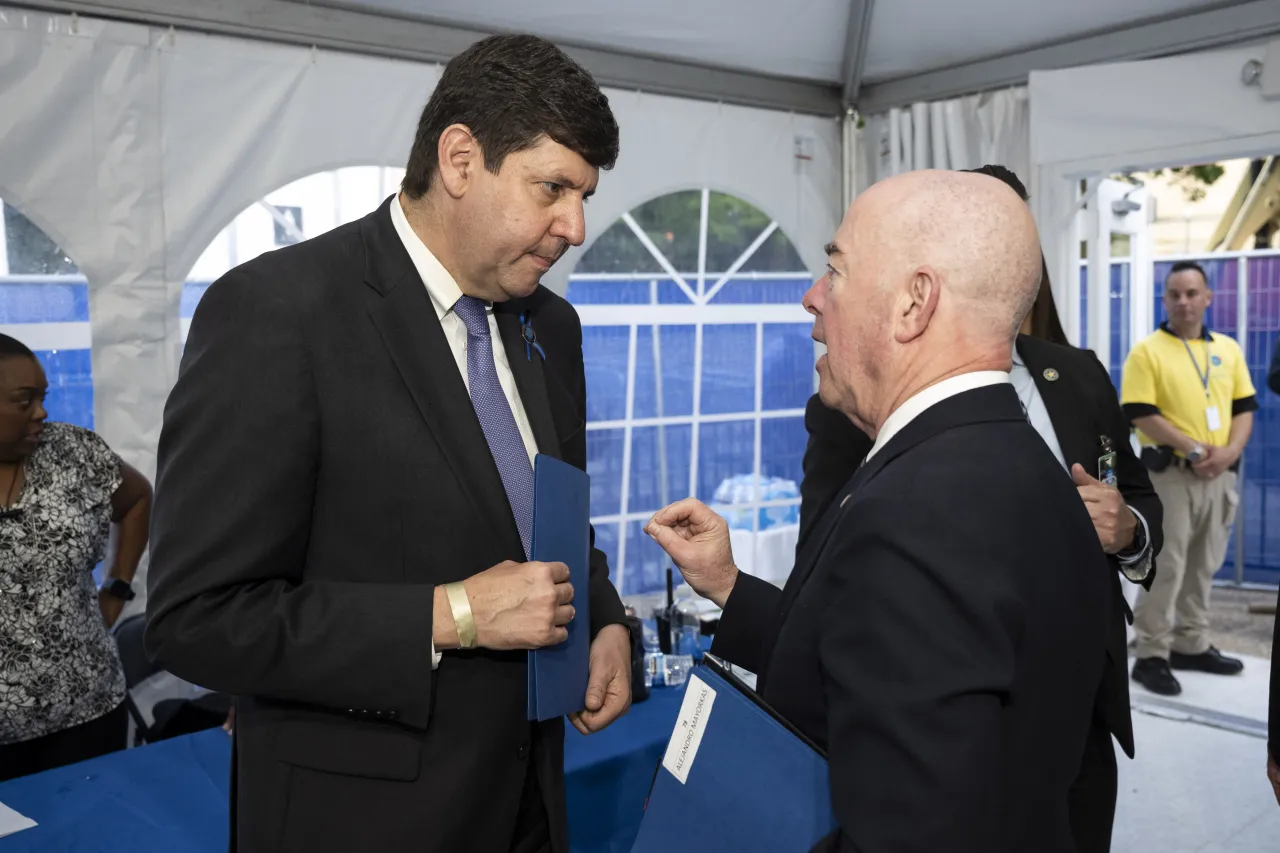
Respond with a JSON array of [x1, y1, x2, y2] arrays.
[[1133, 467, 1239, 660]]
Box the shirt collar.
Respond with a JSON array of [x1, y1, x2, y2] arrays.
[[866, 371, 1012, 461], [1159, 321, 1214, 342], [389, 193, 467, 322]]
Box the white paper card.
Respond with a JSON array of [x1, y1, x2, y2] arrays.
[[661, 673, 716, 785], [0, 802, 36, 838], [1206, 406, 1222, 432]]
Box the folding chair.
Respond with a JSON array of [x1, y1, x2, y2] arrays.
[[112, 613, 162, 746]]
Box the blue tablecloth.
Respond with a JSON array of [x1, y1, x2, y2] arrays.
[[0, 685, 686, 853]]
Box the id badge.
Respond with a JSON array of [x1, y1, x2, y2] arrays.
[[1097, 452, 1118, 487], [1206, 406, 1222, 432]]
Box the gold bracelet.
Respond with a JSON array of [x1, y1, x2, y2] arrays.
[[444, 582, 477, 650]]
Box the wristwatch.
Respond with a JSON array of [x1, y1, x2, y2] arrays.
[[1118, 515, 1152, 583], [1186, 445, 1206, 464], [100, 578, 136, 601]]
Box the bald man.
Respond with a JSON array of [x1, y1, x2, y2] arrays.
[[647, 171, 1110, 851]]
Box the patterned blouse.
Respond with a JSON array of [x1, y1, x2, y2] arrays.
[[0, 422, 126, 744]]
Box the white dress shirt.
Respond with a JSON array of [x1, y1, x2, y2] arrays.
[[390, 195, 541, 667], [1010, 349, 1068, 472], [862, 362, 1151, 573], [865, 371, 1010, 461], [1010, 346, 1152, 573]]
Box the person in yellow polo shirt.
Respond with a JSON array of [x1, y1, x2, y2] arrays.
[[1121, 260, 1258, 697]]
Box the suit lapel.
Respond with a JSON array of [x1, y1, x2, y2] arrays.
[[776, 474, 862, 624], [775, 426, 901, 626], [1018, 336, 1095, 470], [495, 303, 561, 461], [360, 199, 524, 558], [775, 385, 1025, 629]]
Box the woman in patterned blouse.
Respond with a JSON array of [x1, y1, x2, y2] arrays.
[[0, 333, 152, 780]]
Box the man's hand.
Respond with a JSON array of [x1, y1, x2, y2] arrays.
[[1268, 754, 1280, 807], [569, 624, 632, 735], [456, 560, 576, 651], [98, 590, 125, 628], [645, 499, 738, 608], [1193, 445, 1236, 480], [1070, 464, 1138, 555]]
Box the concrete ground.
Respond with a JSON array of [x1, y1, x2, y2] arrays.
[[1207, 586, 1276, 661], [1115, 585, 1277, 851]]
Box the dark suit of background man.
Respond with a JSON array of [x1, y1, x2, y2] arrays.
[[1266, 340, 1280, 808], [145, 35, 632, 853], [648, 169, 1111, 851], [798, 165, 1163, 853]]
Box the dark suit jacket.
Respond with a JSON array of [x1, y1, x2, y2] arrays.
[[714, 384, 1111, 851], [145, 196, 626, 853], [1272, 586, 1279, 764], [1271, 347, 1280, 763], [796, 335, 1163, 759]]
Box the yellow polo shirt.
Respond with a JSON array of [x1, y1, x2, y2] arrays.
[[1121, 323, 1258, 449]]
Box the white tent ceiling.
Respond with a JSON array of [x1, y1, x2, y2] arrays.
[[339, 0, 1226, 84], [14, 0, 1280, 112]]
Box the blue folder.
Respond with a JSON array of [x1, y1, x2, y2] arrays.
[[527, 453, 592, 722], [630, 657, 837, 852]]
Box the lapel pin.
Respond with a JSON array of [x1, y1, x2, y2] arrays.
[[519, 311, 546, 362], [1043, 368, 1059, 382]]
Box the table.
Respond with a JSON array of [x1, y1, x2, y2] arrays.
[[0, 685, 686, 853]]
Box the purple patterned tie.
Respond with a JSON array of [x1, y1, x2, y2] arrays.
[[453, 296, 535, 557]]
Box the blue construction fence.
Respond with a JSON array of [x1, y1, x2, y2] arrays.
[[8, 265, 1280, 590]]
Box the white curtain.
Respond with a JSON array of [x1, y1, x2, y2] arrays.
[[858, 87, 1030, 192], [0, 5, 842, 609]]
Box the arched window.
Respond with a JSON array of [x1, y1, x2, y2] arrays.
[[0, 200, 93, 428], [571, 190, 815, 598], [183, 166, 406, 341]]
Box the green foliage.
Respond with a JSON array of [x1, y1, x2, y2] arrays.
[[1148, 164, 1226, 203]]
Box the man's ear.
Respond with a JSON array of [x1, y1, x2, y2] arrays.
[[894, 267, 940, 344], [436, 124, 480, 200]]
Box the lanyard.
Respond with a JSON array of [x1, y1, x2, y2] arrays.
[[1182, 338, 1211, 398]]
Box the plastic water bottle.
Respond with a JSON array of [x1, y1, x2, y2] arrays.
[[669, 586, 702, 658]]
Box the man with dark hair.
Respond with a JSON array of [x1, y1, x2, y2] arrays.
[[401, 35, 618, 199], [147, 34, 629, 853], [1123, 260, 1256, 698]]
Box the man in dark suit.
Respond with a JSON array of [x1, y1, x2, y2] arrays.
[[1271, 593, 1280, 805], [1267, 340, 1280, 807], [798, 337, 1160, 853], [145, 35, 631, 853], [647, 169, 1111, 850], [797, 166, 1163, 853]]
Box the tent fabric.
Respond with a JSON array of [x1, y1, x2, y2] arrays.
[[857, 88, 1030, 192], [0, 6, 840, 605], [1027, 40, 1280, 344]]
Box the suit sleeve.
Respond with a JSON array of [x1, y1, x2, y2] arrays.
[[813, 500, 1017, 852], [1271, 581, 1280, 764], [145, 270, 437, 729], [798, 395, 872, 555], [568, 314, 627, 637], [1090, 351, 1163, 585], [708, 572, 782, 676]]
